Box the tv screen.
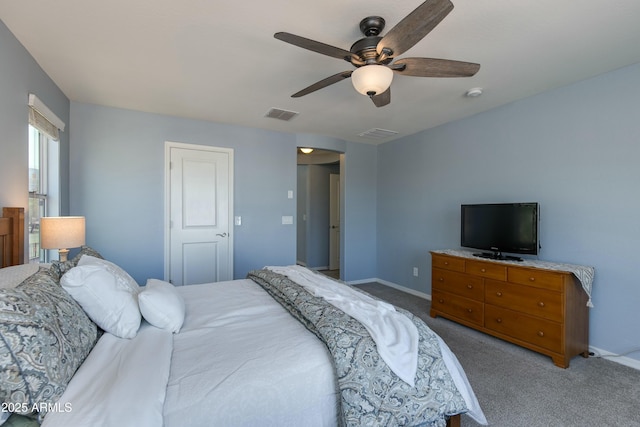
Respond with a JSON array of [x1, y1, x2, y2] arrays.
[[461, 203, 539, 260]]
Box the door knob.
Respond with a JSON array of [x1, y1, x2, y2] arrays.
[[216, 232, 227, 237]]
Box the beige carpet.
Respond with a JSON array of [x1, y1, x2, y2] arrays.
[[355, 282, 640, 427]]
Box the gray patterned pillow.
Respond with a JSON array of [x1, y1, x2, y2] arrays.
[[0, 268, 98, 420], [49, 246, 104, 280]]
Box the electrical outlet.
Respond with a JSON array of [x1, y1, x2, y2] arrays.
[[413, 267, 419, 277]]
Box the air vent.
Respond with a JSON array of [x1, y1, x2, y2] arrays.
[[265, 108, 299, 121], [357, 128, 399, 140]]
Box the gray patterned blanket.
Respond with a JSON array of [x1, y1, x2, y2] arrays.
[[247, 269, 469, 427]]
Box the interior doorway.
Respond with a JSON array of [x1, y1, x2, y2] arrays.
[[296, 148, 342, 279]]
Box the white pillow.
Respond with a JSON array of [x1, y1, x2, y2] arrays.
[[78, 255, 140, 295], [61, 264, 141, 339], [139, 279, 186, 333]]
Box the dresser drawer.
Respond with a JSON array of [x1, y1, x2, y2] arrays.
[[432, 268, 484, 301], [432, 290, 484, 326], [508, 267, 564, 292], [485, 305, 562, 353], [432, 254, 465, 272], [466, 260, 507, 281], [485, 280, 562, 322]]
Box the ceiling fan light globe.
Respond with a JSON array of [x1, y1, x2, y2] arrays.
[[351, 65, 393, 96]]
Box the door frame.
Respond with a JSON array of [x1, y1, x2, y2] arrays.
[[164, 141, 234, 282], [329, 173, 340, 270]]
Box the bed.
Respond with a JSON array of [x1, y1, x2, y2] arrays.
[[0, 207, 486, 427]]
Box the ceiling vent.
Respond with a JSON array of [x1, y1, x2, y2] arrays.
[[265, 108, 299, 121], [357, 128, 399, 140]]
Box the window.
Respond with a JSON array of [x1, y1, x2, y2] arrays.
[[28, 95, 63, 263], [28, 125, 48, 262]]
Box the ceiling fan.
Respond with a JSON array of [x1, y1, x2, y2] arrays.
[[274, 0, 480, 107]]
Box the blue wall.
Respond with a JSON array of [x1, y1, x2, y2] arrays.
[[377, 62, 640, 363], [69, 103, 378, 283], [343, 142, 377, 280], [69, 103, 295, 282], [0, 19, 70, 216]]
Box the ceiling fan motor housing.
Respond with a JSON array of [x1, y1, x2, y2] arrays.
[[350, 36, 383, 64], [359, 16, 385, 36], [351, 16, 392, 65]]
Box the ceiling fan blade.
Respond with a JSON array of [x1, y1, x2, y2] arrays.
[[275, 32, 355, 63], [291, 71, 353, 98], [393, 57, 480, 77], [377, 0, 453, 58], [371, 88, 391, 107]]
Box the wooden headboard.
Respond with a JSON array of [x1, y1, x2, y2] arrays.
[[0, 207, 25, 268]]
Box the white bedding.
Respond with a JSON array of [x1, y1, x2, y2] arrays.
[[42, 322, 173, 427], [39, 276, 484, 426], [164, 279, 339, 427], [266, 265, 419, 386]]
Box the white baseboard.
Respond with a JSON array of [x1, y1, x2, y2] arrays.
[[297, 263, 331, 271], [346, 277, 375, 285], [347, 278, 431, 301], [307, 265, 329, 271], [589, 346, 640, 371]]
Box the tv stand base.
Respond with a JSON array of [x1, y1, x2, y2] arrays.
[[473, 252, 522, 262]]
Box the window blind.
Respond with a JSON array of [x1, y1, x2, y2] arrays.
[[28, 94, 65, 141]]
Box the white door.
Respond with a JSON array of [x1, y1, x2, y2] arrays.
[[329, 173, 340, 271], [165, 142, 233, 285]]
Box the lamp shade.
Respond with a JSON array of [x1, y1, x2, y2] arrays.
[[40, 216, 86, 250], [351, 65, 394, 96]]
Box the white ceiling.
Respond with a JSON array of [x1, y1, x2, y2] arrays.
[[2, 0, 640, 143]]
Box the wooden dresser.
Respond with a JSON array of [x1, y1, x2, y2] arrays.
[[430, 251, 589, 368]]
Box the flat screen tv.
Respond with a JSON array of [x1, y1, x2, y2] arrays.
[[460, 202, 539, 261]]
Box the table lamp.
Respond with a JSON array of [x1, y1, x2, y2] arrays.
[[40, 216, 86, 262]]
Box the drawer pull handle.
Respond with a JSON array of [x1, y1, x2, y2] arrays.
[[529, 277, 536, 282], [538, 301, 545, 307], [496, 318, 502, 323], [438, 299, 444, 304], [537, 331, 545, 337], [481, 268, 486, 273], [438, 277, 444, 282], [467, 308, 473, 313], [496, 292, 503, 297], [466, 284, 473, 289], [444, 261, 449, 265]]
